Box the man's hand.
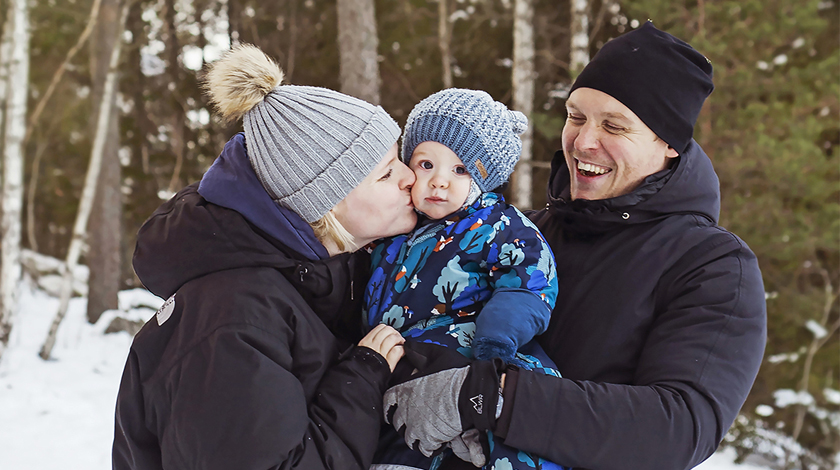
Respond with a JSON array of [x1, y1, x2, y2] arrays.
[[382, 342, 503, 457], [384, 365, 470, 457], [450, 429, 487, 467]]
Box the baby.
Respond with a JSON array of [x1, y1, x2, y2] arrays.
[[365, 89, 566, 470]]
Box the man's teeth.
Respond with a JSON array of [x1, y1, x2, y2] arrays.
[[577, 161, 609, 175]]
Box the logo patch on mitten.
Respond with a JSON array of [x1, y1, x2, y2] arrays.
[[470, 394, 484, 414]]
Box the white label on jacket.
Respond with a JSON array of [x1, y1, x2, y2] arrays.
[[156, 294, 176, 326]]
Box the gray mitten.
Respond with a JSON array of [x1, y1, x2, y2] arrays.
[[383, 366, 470, 457], [382, 342, 503, 458], [449, 428, 487, 467]]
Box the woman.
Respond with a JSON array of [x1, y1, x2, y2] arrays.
[[112, 44, 417, 470]]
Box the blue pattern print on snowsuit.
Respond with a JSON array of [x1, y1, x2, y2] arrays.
[[365, 193, 568, 470]]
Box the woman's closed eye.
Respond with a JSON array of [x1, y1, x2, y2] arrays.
[[378, 168, 393, 181]]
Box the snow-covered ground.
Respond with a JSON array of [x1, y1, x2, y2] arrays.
[[0, 280, 773, 470]]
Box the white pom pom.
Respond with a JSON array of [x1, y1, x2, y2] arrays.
[[203, 44, 285, 123], [510, 110, 528, 135]]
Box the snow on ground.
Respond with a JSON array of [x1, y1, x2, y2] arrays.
[[0, 280, 772, 470], [0, 282, 160, 470], [694, 448, 774, 470]]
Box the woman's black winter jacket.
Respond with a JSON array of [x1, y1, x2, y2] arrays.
[[500, 141, 767, 470], [112, 183, 388, 470]]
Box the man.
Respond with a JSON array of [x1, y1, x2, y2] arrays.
[[382, 21, 767, 470]]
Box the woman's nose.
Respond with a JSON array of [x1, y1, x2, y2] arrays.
[[396, 161, 415, 190]]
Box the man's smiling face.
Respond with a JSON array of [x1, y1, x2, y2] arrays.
[[562, 87, 679, 201]]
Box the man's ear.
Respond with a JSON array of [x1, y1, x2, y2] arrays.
[[665, 145, 679, 159]]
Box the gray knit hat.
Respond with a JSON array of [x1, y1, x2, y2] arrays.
[[204, 44, 401, 222], [402, 88, 528, 192]]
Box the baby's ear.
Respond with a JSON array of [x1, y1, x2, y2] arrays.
[[666, 145, 679, 159]]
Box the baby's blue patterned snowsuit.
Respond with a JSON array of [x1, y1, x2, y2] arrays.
[[365, 193, 568, 470]]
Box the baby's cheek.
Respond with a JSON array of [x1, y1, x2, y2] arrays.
[[409, 186, 423, 204]]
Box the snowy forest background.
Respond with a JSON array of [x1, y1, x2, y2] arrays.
[[0, 0, 837, 468]]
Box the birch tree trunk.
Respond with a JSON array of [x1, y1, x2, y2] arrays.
[[438, 0, 452, 89], [569, 0, 590, 78], [336, 0, 381, 104], [511, 0, 535, 209], [86, 0, 122, 324], [40, 4, 129, 360], [0, 6, 11, 140], [0, 0, 30, 363]]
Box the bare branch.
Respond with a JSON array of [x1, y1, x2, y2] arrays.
[[40, 2, 130, 361], [23, 0, 103, 147]]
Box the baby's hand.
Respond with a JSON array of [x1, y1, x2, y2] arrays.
[[358, 324, 405, 372]]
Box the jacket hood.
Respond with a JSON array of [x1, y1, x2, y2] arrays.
[[546, 139, 720, 233], [198, 133, 329, 261], [133, 134, 331, 299]]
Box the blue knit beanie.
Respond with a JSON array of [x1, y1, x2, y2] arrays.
[[402, 88, 528, 192]]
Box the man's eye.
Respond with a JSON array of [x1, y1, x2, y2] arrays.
[[420, 161, 433, 170], [567, 114, 585, 124], [603, 123, 625, 134], [454, 166, 468, 175]]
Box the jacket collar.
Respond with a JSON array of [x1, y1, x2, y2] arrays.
[[198, 133, 329, 261], [545, 140, 720, 234]]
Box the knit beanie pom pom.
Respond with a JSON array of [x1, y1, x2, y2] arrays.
[[203, 44, 285, 123], [510, 110, 528, 135]]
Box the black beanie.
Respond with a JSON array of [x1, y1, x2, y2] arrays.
[[569, 21, 714, 155]]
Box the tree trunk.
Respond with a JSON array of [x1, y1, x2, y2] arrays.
[[228, 0, 241, 47], [286, 0, 298, 82], [163, 0, 186, 194], [438, 0, 452, 89], [511, 0, 535, 209], [86, 0, 122, 324], [336, 0, 381, 104], [569, 0, 590, 78], [0, 0, 29, 363], [126, 0, 153, 175], [40, 4, 129, 361]]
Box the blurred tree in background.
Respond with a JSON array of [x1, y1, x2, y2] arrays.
[[1, 0, 837, 466]]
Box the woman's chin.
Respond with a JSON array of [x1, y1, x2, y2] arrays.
[[379, 212, 418, 239], [399, 212, 419, 233]]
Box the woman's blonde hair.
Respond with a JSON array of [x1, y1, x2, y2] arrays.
[[309, 211, 357, 253]]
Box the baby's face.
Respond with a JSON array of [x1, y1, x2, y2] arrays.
[[408, 141, 472, 220]]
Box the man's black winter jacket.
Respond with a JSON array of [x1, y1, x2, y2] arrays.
[[499, 141, 766, 470], [112, 183, 389, 470]]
